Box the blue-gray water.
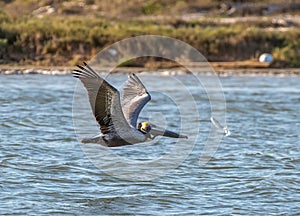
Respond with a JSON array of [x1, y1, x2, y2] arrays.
[[0, 74, 299, 215]]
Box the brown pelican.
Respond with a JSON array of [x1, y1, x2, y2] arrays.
[[73, 62, 188, 147]]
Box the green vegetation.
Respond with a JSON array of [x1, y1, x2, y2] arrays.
[[0, 0, 300, 67]]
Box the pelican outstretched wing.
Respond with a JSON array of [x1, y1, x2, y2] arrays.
[[122, 73, 151, 128], [73, 62, 131, 135]]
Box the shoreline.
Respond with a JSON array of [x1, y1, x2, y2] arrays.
[[1, 65, 300, 76]]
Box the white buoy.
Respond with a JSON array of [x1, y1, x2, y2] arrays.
[[259, 53, 273, 63]]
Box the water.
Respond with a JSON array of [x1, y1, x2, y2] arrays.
[[0, 74, 299, 215]]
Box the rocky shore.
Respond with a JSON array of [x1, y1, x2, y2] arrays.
[[1, 66, 299, 77]]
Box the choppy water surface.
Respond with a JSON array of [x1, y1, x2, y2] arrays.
[[0, 74, 299, 215]]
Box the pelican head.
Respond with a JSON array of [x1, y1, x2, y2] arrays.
[[138, 122, 152, 134], [138, 121, 188, 140]]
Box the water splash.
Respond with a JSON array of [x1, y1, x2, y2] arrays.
[[210, 117, 231, 137]]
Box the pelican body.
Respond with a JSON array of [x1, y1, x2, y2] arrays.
[[73, 62, 187, 147]]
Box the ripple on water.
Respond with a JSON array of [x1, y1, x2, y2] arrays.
[[0, 75, 300, 215]]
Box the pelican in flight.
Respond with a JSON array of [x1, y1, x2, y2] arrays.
[[73, 62, 187, 147]]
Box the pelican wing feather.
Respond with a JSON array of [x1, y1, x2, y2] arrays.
[[73, 62, 132, 136], [122, 73, 151, 128]]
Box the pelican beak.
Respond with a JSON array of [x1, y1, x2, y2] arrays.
[[150, 126, 188, 139]]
